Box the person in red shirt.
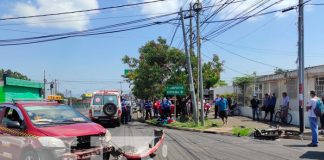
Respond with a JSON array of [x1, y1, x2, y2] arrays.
[[153, 100, 161, 118], [204, 100, 211, 119]]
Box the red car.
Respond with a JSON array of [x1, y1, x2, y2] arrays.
[[0, 100, 165, 160]]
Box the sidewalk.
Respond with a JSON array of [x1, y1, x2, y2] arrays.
[[144, 114, 324, 141], [207, 115, 324, 141]]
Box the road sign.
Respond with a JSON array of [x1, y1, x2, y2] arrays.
[[166, 85, 185, 96]]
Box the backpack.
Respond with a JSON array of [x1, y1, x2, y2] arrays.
[[314, 99, 324, 117]]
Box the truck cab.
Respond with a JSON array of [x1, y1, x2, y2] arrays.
[[0, 101, 113, 160]]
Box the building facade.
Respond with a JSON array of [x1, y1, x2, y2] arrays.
[[0, 77, 43, 103], [237, 65, 324, 126]]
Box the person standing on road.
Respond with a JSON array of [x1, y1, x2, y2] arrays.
[[214, 94, 220, 119], [251, 94, 260, 121], [121, 99, 128, 124], [306, 91, 319, 147], [144, 99, 153, 120], [268, 93, 277, 122], [153, 100, 160, 118], [320, 93, 324, 135], [204, 100, 211, 119], [161, 97, 172, 119], [217, 95, 228, 125], [280, 92, 290, 123], [263, 93, 271, 121]]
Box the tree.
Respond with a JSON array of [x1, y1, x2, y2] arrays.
[[214, 80, 228, 87], [202, 54, 224, 89], [233, 75, 255, 92], [0, 69, 30, 80], [274, 68, 287, 74], [122, 37, 224, 99]]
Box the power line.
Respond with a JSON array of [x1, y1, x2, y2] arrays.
[[0, 12, 180, 44], [205, 0, 275, 40], [0, 0, 167, 21], [207, 40, 279, 68], [201, 53, 250, 76], [0, 20, 175, 46]]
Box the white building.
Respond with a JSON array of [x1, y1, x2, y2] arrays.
[[237, 65, 324, 127]]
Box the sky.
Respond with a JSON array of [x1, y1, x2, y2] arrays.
[[0, 0, 323, 97]]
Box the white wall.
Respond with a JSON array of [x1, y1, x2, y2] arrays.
[[210, 86, 234, 99], [240, 106, 311, 128]]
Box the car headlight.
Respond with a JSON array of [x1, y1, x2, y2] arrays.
[[38, 137, 66, 148], [104, 129, 112, 142]]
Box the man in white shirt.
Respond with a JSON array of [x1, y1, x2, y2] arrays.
[[306, 91, 319, 147], [280, 92, 290, 123]]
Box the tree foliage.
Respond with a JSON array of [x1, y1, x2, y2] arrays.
[[122, 37, 224, 99], [274, 68, 287, 74], [233, 75, 255, 91], [0, 69, 30, 80]]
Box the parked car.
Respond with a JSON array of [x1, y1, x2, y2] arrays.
[[0, 100, 113, 160], [89, 90, 122, 127]]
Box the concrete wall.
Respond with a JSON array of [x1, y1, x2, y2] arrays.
[[210, 86, 234, 99], [240, 106, 311, 127]]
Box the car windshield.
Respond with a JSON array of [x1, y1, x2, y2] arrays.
[[92, 94, 118, 105], [24, 105, 89, 126]]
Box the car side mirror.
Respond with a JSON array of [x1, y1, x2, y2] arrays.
[[6, 121, 21, 129]]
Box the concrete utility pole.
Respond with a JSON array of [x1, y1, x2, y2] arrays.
[[194, 0, 204, 126], [180, 8, 198, 125], [189, 3, 194, 56], [298, 0, 305, 134], [43, 70, 46, 99]]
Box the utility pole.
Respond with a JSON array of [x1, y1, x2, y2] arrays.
[[54, 79, 57, 95], [180, 8, 198, 125], [194, 1, 204, 126], [189, 3, 194, 56], [43, 70, 46, 99], [69, 90, 73, 106], [298, 0, 305, 134]]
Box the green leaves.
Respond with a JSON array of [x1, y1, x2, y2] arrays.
[[0, 69, 30, 81], [122, 37, 224, 99]]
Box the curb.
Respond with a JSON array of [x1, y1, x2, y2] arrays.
[[144, 121, 324, 141], [144, 121, 233, 137]]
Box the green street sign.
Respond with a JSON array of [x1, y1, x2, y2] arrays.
[[166, 85, 185, 96]]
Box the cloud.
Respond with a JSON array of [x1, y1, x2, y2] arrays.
[[4, 0, 99, 31], [135, 0, 196, 15], [136, 0, 298, 20]]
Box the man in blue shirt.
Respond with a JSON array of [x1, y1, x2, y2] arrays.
[[161, 97, 172, 119], [144, 99, 153, 120], [214, 94, 220, 119], [217, 95, 228, 125], [268, 93, 277, 122]]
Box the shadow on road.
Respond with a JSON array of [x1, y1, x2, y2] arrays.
[[284, 144, 307, 148], [300, 151, 324, 160]]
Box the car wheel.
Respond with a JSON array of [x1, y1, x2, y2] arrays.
[[103, 103, 117, 116], [21, 150, 40, 160]]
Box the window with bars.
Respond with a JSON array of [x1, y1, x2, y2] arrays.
[[287, 79, 297, 98], [255, 83, 262, 100], [315, 77, 324, 96]]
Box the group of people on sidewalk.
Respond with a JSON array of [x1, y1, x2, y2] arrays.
[[213, 95, 235, 125], [141, 97, 173, 120], [248, 91, 324, 147], [250, 92, 290, 123]]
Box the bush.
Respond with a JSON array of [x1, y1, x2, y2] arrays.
[[232, 127, 253, 137]]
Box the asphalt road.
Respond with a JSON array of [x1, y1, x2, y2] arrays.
[[78, 108, 324, 160]]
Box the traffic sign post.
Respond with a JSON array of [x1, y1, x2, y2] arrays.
[[166, 85, 185, 120], [166, 85, 185, 96]]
